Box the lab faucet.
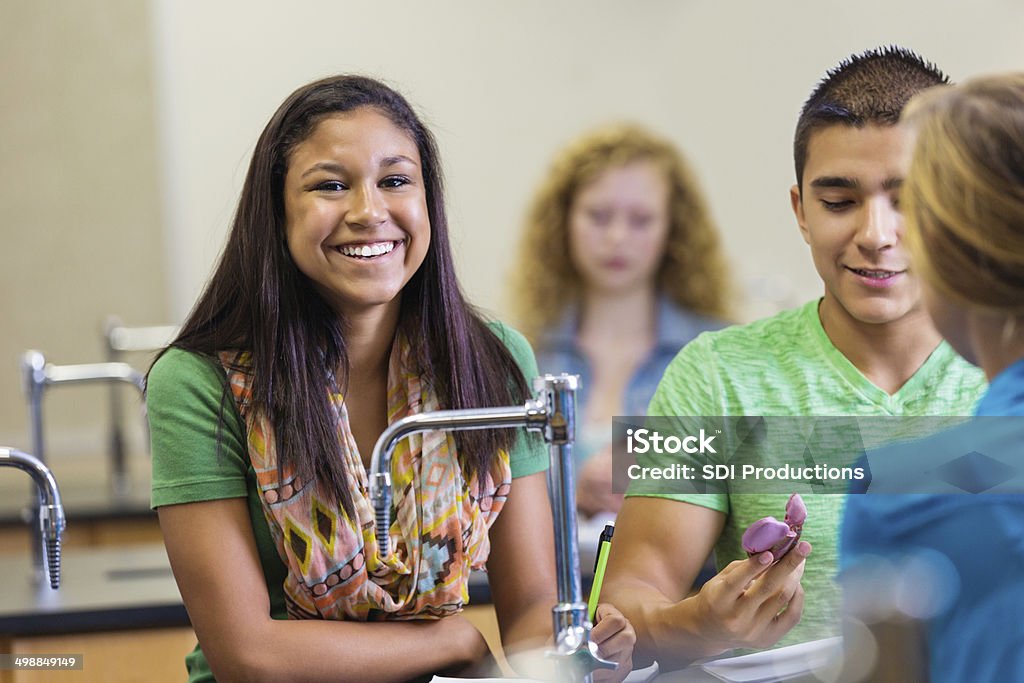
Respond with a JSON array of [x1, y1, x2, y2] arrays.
[[22, 348, 147, 495], [0, 448, 65, 589], [20, 349, 146, 576], [369, 374, 616, 683]]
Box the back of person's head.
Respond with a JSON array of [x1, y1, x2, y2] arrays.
[[794, 46, 949, 192], [902, 72, 1024, 316], [512, 123, 729, 343]]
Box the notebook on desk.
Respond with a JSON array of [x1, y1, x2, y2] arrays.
[[699, 637, 842, 682], [430, 660, 659, 682]]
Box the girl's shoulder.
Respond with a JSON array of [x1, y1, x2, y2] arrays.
[[150, 347, 226, 390], [485, 320, 528, 350], [484, 320, 537, 375]]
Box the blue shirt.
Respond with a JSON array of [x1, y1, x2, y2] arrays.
[[840, 359, 1024, 682], [975, 359, 1024, 417], [533, 298, 725, 461]]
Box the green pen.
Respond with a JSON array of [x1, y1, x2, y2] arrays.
[[587, 524, 615, 623]]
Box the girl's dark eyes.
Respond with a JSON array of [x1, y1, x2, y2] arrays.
[[380, 175, 412, 188], [629, 215, 655, 230], [315, 180, 346, 192], [314, 176, 411, 192]]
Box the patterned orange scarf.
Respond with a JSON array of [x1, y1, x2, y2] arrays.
[[219, 336, 511, 621]]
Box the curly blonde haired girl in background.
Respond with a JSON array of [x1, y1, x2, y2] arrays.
[[510, 124, 731, 517]]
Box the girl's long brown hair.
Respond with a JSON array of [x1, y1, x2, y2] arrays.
[[155, 75, 530, 514]]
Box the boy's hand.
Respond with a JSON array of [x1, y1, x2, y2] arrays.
[[591, 603, 636, 683], [688, 540, 811, 650]]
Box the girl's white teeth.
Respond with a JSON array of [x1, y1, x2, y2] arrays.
[[339, 241, 396, 258], [851, 268, 895, 278]]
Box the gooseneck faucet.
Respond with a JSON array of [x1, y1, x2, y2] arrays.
[[0, 448, 65, 589], [369, 374, 616, 682], [20, 349, 145, 577], [22, 349, 147, 494]]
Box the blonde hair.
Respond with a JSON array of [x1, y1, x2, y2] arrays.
[[902, 72, 1024, 317], [510, 124, 731, 344]]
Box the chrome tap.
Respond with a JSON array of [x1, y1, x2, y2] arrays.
[[0, 447, 65, 589], [21, 348, 147, 495], [368, 374, 616, 683], [102, 318, 178, 495]]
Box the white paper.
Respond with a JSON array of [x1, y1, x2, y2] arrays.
[[430, 660, 659, 682], [700, 637, 842, 682]]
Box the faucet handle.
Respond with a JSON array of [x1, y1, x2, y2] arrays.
[[547, 630, 618, 682], [21, 350, 47, 397], [531, 374, 579, 446]]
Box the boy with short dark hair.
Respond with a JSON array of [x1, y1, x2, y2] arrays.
[[602, 47, 987, 668]]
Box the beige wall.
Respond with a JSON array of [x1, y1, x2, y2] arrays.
[[149, 0, 1024, 327], [3, 0, 1024, 457], [0, 1, 166, 455]]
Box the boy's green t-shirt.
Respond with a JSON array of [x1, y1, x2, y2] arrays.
[[629, 299, 987, 646], [148, 322, 547, 682]]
